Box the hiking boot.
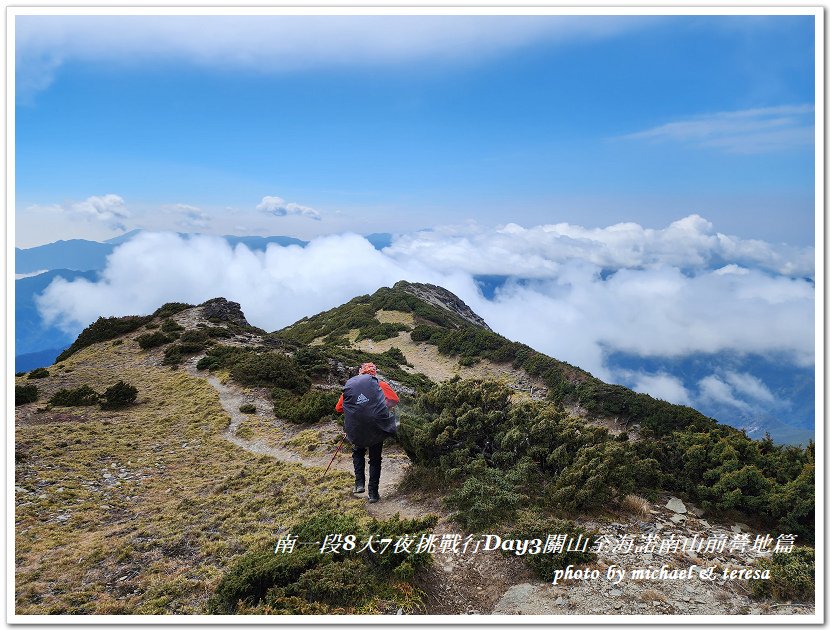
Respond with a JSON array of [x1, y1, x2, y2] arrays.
[[368, 487, 380, 503], [353, 479, 366, 494]]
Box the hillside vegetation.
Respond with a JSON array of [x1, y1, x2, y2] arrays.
[[273, 281, 814, 543], [14, 285, 815, 614]]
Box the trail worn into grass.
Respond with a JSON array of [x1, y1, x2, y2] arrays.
[[184, 356, 531, 614]]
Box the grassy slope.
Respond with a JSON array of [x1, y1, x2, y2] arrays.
[[15, 340, 364, 614]]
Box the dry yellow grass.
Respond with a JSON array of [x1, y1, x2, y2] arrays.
[[620, 494, 652, 518], [14, 341, 365, 614], [374, 310, 416, 326]]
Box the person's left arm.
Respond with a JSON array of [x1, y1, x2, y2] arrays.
[[379, 381, 399, 408]]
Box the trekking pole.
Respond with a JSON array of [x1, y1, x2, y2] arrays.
[[322, 435, 346, 478]]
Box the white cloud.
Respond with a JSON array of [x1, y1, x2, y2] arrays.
[[35, 231, 470, 336], [385, 214, 814, 278], [723, 371, 776, 405], [256, 196, 321, 221], [630, 373, 691, 406], [168, 203, 210, 230], [27, 194, 130, 231], [16, 15, 651, 99], [35, 215, 814, 408], [620, 105, 814, 154], [698, 375, 753, 413]]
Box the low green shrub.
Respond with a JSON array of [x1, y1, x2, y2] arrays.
[[180, 329, 209, 344], [208, 547, 321, 614], [445, 465, 528, 531], [27, 367, 50, 379], [100, 381, 138, 410], [195, 345, 247, 371], [15, 384, 39, 405], [153, 302, 193, 319], [287, 558, 371, 606], [272, 388, 339, 424], [751, 547, 815, 602], [502, 510, 596, 579], [231, 353, 310, 393], [209, 511, 436, 614], [239, 404, 257, 414], [136, 331, 171, 350], [56, 315, 151, 361], [160, 319, 185, 333], [49, 385, 100, 407]]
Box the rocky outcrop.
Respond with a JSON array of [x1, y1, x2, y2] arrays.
[[394, 280, 492, 331], [199, 298, 250, 327]]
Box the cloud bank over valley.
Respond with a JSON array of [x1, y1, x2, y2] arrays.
[[35, 215, 815, 441]]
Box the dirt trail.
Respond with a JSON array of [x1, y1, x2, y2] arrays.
[[183, 356, 530, 614]]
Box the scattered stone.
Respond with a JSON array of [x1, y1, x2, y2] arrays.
[[610, 589, 623, 597], [614, 602, 623, 610], [666, 497, 687, 513], [670, 514, 686, 524], [689, 505, 705, 517], [699, 519, 711, 528], [554, 597, 566, 605]]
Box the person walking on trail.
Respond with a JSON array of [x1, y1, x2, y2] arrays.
[[335, 362, 399, 504]]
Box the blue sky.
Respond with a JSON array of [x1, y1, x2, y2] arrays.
[[14, 13, 818, 441], [15, 14, 815, 246]]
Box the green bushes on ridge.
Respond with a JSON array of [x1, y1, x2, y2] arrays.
[[137, 331, 172, 350], [56, 315, 152, 361], [49, 385, 100, 407], [208, 511, 437, 614], [272, 388, 339, 424], [398, 378, 814, 540], [231, 353, 311, 393], [100, 381, 138, 409], [15, 384, 39, 405], [751, 546, 815, 602]]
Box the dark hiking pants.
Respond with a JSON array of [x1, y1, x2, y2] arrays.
[[352, 442, 383, 492]]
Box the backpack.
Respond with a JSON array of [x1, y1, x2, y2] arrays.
[[341, 374, 397, 447]]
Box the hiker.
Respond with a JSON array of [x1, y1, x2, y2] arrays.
[[335, 362, 399, 503]]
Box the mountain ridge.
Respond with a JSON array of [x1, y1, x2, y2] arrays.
[[14, 281, 815, 615]]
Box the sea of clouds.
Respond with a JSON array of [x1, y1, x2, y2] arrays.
[[36, 214, 814, 427]]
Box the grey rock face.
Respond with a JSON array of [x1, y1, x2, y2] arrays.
[[200, 298, 250, 327]]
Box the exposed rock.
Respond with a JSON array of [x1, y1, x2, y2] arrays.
[[199, 298, 250, 327], [671, 514, 686, 524], [394, 280, 492, 330], [666, 497, 687, 513]]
